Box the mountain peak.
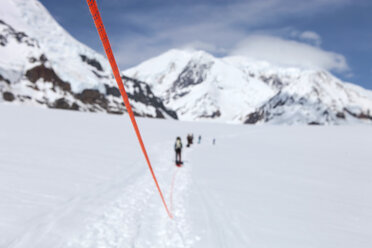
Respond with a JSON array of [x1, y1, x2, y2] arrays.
[[124, 49, 372, 124], [1, 0, 371, 125]]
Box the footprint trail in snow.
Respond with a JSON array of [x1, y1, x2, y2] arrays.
[[66, 146, 200, 248]]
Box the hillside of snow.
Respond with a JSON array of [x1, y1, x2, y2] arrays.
[[0, 0, 177, 119], [123, 49, 372, 124], [1, 104, 371, 247]]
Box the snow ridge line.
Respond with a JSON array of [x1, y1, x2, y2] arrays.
[[86, 0, 173, 219]]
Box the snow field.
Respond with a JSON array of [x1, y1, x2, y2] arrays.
[[0, 104, 372, 247]]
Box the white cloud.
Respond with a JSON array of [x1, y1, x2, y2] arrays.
[[110, 0, 352, 71], [181, 41, 227, 54], [230, 35, 349, 72], [299, 31, 322, 46]]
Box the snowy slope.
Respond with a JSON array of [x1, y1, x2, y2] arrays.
[[124, 50, 275, 123], [123, 49, 372, 124], [1, 105, 371, 247], [0, 0, 177, 119]]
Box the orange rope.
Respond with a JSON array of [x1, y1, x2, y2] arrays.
[[86, 0, 173, 219]]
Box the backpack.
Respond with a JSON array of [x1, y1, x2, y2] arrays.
[[175, 139, 182, 149]]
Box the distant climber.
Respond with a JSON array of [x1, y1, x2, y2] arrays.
[[186, 133, 193, 147], [198, 135, 201, 144], [174, 137, 183, 166], [213, 138, 216, 145]]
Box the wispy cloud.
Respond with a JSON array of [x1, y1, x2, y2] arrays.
[[230, 35, 349, 72], [298, 31, 322, 46], [109, 0, 352, 71]]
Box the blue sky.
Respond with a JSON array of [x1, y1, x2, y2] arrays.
[[39, 0, 372, 89]]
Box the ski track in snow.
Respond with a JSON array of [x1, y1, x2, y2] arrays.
[[66, 142, 200, 248]]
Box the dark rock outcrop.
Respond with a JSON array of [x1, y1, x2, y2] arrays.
[[0, 19, 38, 47], [0, 74, 11, 84], [245, 111, 264, 124], [122, 75, 178, 119], [344, 108, 372, 120], [308, 121, 321, 125], [173, 60, 214, 89], [52, 98, 79, 110], [80, 54, 103, 72], [200, 110, 221, 119], [105, 84, 121, 97], [3, 92, 15, 102], [25, 64, 71, 92]]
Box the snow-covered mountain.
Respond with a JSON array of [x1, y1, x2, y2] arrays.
[[1, 0, 371, 124], [0, 0, 177, 119], [123, 49, 372, 124]]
